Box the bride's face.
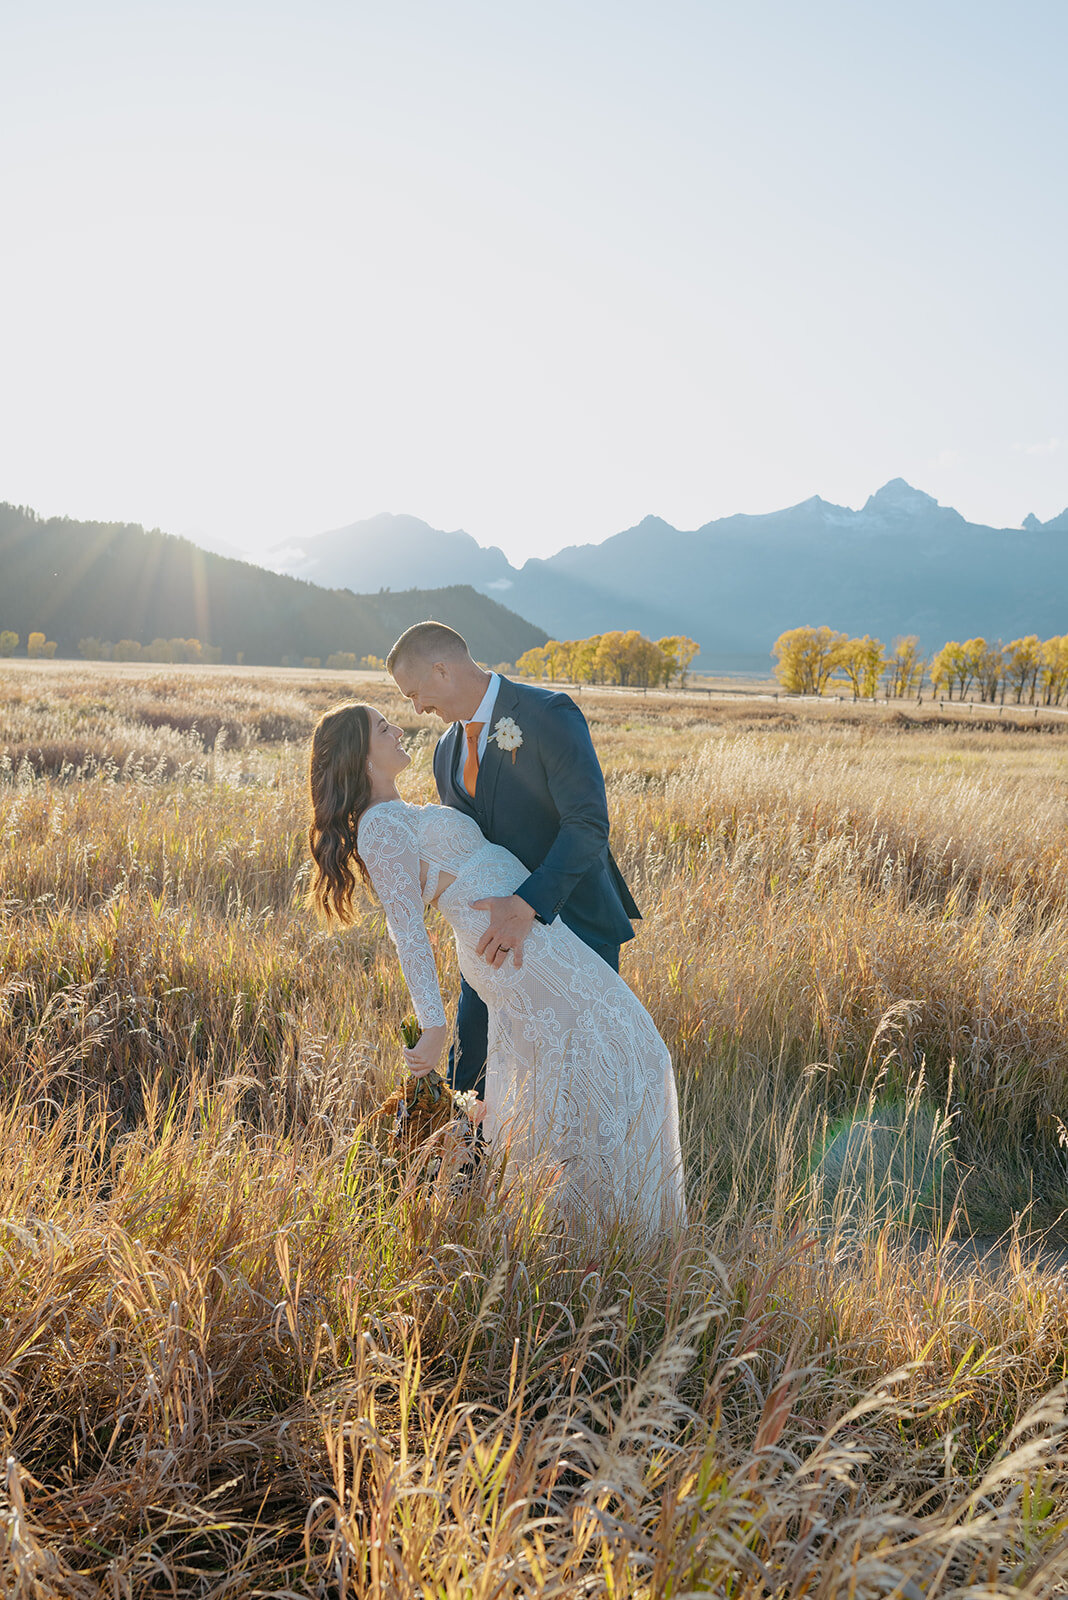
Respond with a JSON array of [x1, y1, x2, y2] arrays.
[[366, 707, 410, 780]]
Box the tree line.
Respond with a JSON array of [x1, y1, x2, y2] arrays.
[[77, 637, 224, 664], [0, 630, 395, 674], [279, 653, 386, 671], [0, 631, 58, 658], [773, 626, 1068, 704], [516, 632, 701, 689], [77, 640, 386, 670]]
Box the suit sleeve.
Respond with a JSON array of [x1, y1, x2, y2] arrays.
[[513, 695, 616, 926]]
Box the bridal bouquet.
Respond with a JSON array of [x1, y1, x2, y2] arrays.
[[378, 1017, 477, 1179]]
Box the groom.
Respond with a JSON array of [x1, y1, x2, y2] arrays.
[[387, 620, 640, 1098]]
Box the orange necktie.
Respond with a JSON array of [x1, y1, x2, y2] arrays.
[[463, 722, 484, 794]]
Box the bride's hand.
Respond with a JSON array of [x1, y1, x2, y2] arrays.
[[403, 1023, 448, 1077]]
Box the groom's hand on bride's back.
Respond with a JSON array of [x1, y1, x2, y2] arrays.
[[471, 895, 537, 969]]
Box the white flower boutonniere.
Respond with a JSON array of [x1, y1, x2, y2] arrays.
[[491, 716, 523, 763]]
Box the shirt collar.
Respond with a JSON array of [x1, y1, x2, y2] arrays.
[[464, 672, 500, 730]]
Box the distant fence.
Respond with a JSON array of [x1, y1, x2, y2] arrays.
[[524, 676, 1068, 719]]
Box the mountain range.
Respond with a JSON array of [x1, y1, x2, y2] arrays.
[[0, 505, 547, 666], [267, 482, 1068, 670]]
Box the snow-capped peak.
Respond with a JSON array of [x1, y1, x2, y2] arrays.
[[861, 478, 941, 516]]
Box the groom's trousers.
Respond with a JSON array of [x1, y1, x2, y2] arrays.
[[448, 936, 621, 1100]]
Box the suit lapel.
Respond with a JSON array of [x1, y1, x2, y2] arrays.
[[474, 677, 520, 824], [439, 723, 479, 818]]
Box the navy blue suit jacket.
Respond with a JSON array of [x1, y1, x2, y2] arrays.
[[432, 677, 639, 949]]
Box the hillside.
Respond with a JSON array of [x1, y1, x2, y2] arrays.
[[268, 512, 515, 594], [0, 505, 547, 666], [267, 483, 1068, 669]]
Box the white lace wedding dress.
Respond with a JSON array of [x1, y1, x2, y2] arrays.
[[358, 800, 686, 1233]]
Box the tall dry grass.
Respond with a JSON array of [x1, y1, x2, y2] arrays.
[[612, 731, 1068, 1229], [3, 661, 1068, 1595]]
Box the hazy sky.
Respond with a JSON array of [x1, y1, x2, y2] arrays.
[[3, 0, 1066, 563]]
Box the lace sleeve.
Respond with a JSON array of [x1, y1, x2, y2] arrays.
[[358, 804, 448, 1030]]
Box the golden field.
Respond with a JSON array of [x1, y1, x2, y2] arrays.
[[3, 659, 1068, 1597]]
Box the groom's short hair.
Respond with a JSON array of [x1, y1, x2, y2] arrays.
[[387, 621, 471, 674]]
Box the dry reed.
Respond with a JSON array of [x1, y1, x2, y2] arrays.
[[2, 661, 1068, 1596]]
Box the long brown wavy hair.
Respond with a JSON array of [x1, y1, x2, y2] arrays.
[[308, 702, 374, 924]]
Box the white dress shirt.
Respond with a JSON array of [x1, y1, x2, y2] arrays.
[[458, 672, 500, 795]]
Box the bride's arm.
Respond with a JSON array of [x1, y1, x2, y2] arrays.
[[357, 806, 448, 1035]]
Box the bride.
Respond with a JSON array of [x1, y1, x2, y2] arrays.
[[308, 701, 686, 1232]]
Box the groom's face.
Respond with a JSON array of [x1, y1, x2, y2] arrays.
[[393, 656, 468, 724]]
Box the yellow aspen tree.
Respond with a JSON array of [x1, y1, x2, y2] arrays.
[[1004, 636, 1042, 703], [772, 626, 848, 694]]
